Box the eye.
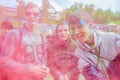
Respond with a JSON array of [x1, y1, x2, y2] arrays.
[[64, 29, 69, 32], [33, 13, 39, 17], [77, 24, 84, 29], [25, 12, 39, 17], [58, 30, 62, 32]]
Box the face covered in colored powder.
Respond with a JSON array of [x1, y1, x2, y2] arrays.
[[70, 19, 91, 43], [57, 24, 70, 41], [24, 4, 40, 28]]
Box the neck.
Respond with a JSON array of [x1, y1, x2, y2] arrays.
[[58, 38, 69, 46], [25, 23, 34, 32], [85, 30, 94, 46]]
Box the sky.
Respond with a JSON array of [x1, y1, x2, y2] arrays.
[[0, 0, 120, 12]]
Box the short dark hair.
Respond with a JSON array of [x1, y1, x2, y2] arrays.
[[67, 10, 92, 25], [25, 2, 39, 10]]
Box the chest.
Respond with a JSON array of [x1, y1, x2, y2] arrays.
[[15, 33, 46, 64]]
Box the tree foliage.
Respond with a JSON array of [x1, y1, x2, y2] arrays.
[[65, 3, 120, 24]]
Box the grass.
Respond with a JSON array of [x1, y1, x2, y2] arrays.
[[110, 21, 120, 25]]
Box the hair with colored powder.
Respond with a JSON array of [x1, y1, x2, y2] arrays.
[[67, 10, 92, 25]]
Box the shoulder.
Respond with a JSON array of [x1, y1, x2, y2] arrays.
[[5, 28, 22, 43], [100, 31, 118, 40], [70, 39, 78, 51], [70, 39, 77, 46], [46, 38, 57, 52], [93, 30, 117, 39], [6, 29, 18, 38]]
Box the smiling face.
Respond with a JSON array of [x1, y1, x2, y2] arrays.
[[70, 23, 91, 43], [24, 3, 40, 28], [57, 24, 70, 41], [67, 10, 93, 43]]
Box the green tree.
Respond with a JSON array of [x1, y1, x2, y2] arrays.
[[65, 2, 120, 24]]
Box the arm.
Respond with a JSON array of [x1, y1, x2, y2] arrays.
[[0, 31, 30, 75], [0, 31, 49, 78]]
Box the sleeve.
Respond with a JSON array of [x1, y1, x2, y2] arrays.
[[0, 31, 30, 75]]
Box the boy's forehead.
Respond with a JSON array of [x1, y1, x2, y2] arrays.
[[70, 24, 81, 31], [70, 20, 86, 29]]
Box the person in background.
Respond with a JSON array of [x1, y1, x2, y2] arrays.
[[67, 10, 120, 80], [0, 20, 13, 52], [47, 21, 80, 80], [0, 20, 14, 80], [0, 2, 49, 80]]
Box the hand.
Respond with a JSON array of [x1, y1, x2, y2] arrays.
[[82, 64, 98, 80], [82, 64, 107, 80], [29, 64, 50, 78]]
